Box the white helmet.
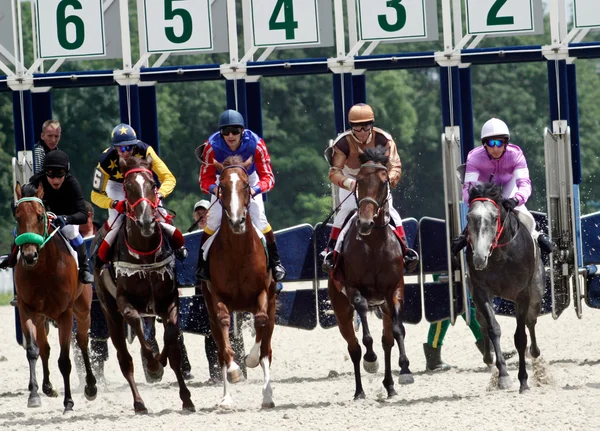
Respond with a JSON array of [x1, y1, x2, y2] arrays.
[[481, 118, 510, 140]]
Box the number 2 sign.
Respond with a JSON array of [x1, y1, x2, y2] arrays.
[[36, 0, 105, 59], [250, 0, 320, 47], [465, 0, 536, 35]]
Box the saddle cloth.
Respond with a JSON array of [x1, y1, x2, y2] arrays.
[[201, 226, 266, 260]]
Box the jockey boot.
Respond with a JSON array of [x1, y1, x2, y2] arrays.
[[399, 238, 419, 274], [537, 233, 556, 254], [195, 231, 212, 282], [320, 231, 340, 273], [76, 243, 95, 284], [0, 242, 18, 269], [165, 225, 189, 261], [423, 343, 452, 372], [264, 231, 286, 282], [451, 226, 469, 255]]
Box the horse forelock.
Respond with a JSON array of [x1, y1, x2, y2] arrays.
[[223, 155, 245, 167], [468, 181, 503, 205], [122, 156, 151, 175], [359, 147, 389, 166]]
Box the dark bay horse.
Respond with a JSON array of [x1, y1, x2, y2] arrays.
[[93, 156, 194, 413], [14, 182, 97, 413], [203, 155, 276, 408], [328, 147, 413, 400], [466, 182, 544, 393]]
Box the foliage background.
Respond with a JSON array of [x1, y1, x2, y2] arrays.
[[0, 2, 599, 250]]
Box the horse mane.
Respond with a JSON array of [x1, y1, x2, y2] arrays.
[[223, 155, 245, 167], [468, 182, 503, 205], [21, 183, 39, 198], [359, 147, 389, 165], [122, 155, 151, 174]]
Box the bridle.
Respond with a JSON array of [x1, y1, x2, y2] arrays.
[[123, 168, 159, 222], [217, 164, 251, 220], [355, 163, 390, 226], [469, 197, 514, 254], [14, 197, 60, 250]]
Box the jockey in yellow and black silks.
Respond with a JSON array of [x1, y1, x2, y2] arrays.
[[91, 123, 187, 265]]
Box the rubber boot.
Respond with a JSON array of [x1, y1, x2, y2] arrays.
[[0, 242, 18, 269], [423, 343, 452, 371], [264, 231, 286, 281], [76, 243, 94, 284], [195, 231, 212, 282], [537, 234, 556, 254]]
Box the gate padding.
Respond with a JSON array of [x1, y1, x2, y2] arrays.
[[317, 218, 422, 329], [582, 211, 600, 309]]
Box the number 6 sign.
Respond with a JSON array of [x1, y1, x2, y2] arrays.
[[36, 0, 106, 59]]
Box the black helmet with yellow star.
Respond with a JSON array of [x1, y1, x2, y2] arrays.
[[111, 123, 138, 146]]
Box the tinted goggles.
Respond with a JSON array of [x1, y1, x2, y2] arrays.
[[485, 139, 505, 148], [221, 126, 242, 136], [118, 145, 134, 153], [45, 170, 66, 179], [351, 123, 373, 133]]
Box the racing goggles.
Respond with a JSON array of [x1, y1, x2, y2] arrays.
[[485, 139, 505, 148], [351, 123, 373, 133], [45, 170, 67, 179], [117, 145, 134, 153], [221, 126, 242, 136]]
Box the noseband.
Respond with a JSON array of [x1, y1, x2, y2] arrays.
[[469, 197, 513, 255], [123, 168, 159, 222], [217, 164, 251, 219], [14, 197, 59, 249], [356, 163, 390, 222]]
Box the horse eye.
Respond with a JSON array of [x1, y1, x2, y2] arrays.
[[38, 215, 43, 222]]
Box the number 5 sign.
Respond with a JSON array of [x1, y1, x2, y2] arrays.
[[36, 0, 105, 59], [250, 0, 320, 47]]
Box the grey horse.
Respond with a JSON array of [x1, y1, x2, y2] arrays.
[[466, 182, 544, 393]]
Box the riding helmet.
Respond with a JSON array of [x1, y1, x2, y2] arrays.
[[218, 110, 245, 129], [111, 123, 139, 146], [43, 149, 70, 172], [348, 103, 375, 124], [481, 118, 510, 140]]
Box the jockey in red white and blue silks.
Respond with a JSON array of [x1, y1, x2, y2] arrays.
[[200, 129, 274, 235]]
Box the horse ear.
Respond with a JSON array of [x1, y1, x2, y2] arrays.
[[213, 160, 224, 172], [145, 155, 153, 170], [242, 156, 253, 169], [119, 158, 128, 173], [36, 182, 44, 199], [15, 182, 22, 200]]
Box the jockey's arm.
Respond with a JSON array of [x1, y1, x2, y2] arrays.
[[512, 150, 532, 205], [252, 139, 275, 194], [328, 147, 354, 191], [199, 142, 218, 194], [386, 139, 402, 188], [66, 177, 88, 225], [146, 146, 176, 199], [90, 164, 113, 209]]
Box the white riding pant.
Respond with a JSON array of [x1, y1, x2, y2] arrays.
[[514, 205, 539, 240], [60, 224, 82, 247], [205, 171, 271, 234]]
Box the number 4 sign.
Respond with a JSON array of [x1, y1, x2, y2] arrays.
[[36, 0, 106, 59], [250, 0, 320, 47]]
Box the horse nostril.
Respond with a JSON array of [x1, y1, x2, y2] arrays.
[[240, 217, 245, 225]]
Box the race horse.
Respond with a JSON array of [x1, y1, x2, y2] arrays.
[[328, 147, 413, 400], [93, 156, 194, 413], [202, 155, 276, 408], [466, 182, 544, 393], [13, 182, 97, 413]]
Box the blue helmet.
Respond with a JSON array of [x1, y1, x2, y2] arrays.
[[111, 123, 138, 146], [218, 110, 245, 129]]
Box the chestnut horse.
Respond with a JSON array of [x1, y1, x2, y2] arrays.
[[13, 183, 97, 413], [328, 147, 413, 400], [202, 155, 276, 408], [93, 156, 194, 414]]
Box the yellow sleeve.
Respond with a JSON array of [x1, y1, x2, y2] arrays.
[[147, 146, 176, 198], [90, 165, 113, 209]]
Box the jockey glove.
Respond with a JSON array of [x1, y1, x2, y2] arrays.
[[501, 198, 519, 212], [114, 200, 127, 214], [53, 215, 69, 228]]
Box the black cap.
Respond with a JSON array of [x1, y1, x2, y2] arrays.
[[43, 149, 70, 171]]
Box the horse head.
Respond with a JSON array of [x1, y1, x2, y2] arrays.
[[356, 147, 390, 236], [214, 156, 252, 234], [467, 182, 506, 270], [14, 182, 46, 267], [120, 156, 158, 237]]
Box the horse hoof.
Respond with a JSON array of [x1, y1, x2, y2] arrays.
[[27, 395, 42, 408], [353, 391, 366, 400], [363, 359, 379, 374], [498, 375, 512, 390], [43, 384, 58, 398], [134, 402, 148, 415], [220, 394, 234, 409], [245, 353, 260, 369], [261, 401, 275, 409], [182, 402, 196, 412], [519, 383, 530, 394], [63, 401, 74, 414], [398, 373, 415, 385], [387, 389, 398, 399], [228, 368, 243, 384], [85, 385, 98, 401], [145, 365, 164, 383]]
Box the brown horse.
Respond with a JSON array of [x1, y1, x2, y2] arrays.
[[14, 182, 97, 413], [93, 156, 194, 414], [202, 155, 276, 408], [328, 147, 413, 400]]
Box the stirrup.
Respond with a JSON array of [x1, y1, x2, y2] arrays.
[[175, 246, 189, 261], [79, 270, 94, 284], [272, 264, 286, 282], [404, 250, 419, 273], [322, 251, 334, 272]]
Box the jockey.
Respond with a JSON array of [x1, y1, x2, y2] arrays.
[[451, 117, 556, 254], [0, 150, 94, 284], [91, 123, 187, 266], [320, 103, 419, 273], [196, 109, 286, 282]]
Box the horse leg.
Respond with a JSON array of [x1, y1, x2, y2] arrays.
[[526, 300, 541, 359], [258, 288, 276, 409], [514, 299, 531, 393], [380, 311, 397, 398], [350, 291, 378, 373], [56, 310, 75, 413], [20, 309, 42, 408], [246, 289, 269, 370], [476, 306, 494, 365], [472, 288, 511, 389], [160, 304, 195, 412], [35, 318, 58, 398], [73, 283, 98, 401], [390, 297, 414, 386], [327, 279, 364, 400]]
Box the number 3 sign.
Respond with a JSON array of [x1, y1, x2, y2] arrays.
[[36, 0, 106, 59]]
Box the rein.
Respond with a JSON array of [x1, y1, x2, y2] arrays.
[[470, 197, 517, 254], [355, 163, 391, 227], [14, 197, 60, 249]]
